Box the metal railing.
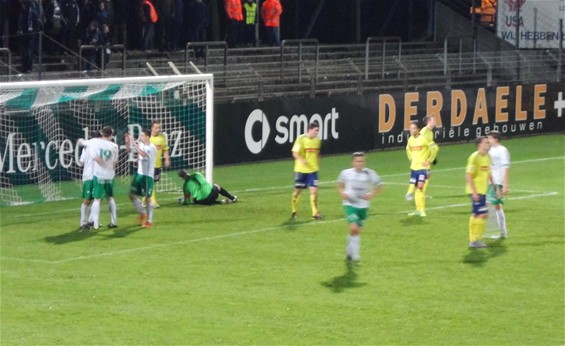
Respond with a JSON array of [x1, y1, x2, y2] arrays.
[[365, 36, 401, 80], [443, 35, 477, 75], [79, 44, 126, 73], [347, 58, 363, 95], [280, 39, 319, 83], [0, 48, 12, 79], [185, 41, 227, 83]]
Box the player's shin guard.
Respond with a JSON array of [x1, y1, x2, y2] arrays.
[[346, 235, 354, 259], [90, 200, 101, 228], [350, 234, 360, 261], [291, 191, 300, 213], [80, 204, 89, 226], [150, 190, 157, 205], [108, 198, 117, 225], [415, 189, 425, 211], [496, 208, 507, 232], [469, 215, 476, 242], [133, 198, 145, 214], [146, 204, 154, 223], [475, 217, 486, 240], [406, 184, 415, 195], [310, 194, 319, 217]]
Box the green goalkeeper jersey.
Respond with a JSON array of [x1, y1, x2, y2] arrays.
[[182, 172, 213, 203]]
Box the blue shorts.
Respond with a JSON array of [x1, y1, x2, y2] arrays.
[[294, 172, 318, 189], [154, 168, 162, 182], [409, 169, 428, 186], [470, 194, 488, 215]]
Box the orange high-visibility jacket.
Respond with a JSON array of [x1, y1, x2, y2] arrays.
[[261, 0, 282, 27], [144, 0, 159, 23], [225, 0, 243, 21]]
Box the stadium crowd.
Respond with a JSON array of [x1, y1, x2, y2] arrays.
[[0, 0, 282, 72]]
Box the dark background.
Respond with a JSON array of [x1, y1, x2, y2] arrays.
[[213, 0, 434, 43]]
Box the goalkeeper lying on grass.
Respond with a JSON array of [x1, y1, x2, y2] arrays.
[[178, 170, 238, 205]]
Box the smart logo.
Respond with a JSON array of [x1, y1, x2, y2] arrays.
[[245, 109, 271, 154], [244, 107, 340, 154]]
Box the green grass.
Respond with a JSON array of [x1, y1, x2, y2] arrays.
[[1, 133, 563, 345]]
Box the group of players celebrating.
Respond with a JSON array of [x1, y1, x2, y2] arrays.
[[78, 121, 238, 231], [78, 124, 161, 230]]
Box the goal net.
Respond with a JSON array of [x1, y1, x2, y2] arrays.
[[0, 74, 214, 206]]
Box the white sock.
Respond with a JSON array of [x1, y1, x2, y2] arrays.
[[346, 235, 354, 258], [146, 204, 154, 223], [108, 198, 117, 225], [351, 234, 360, 261], [80, 204, 88, 226], [133, 198, 145, 214], [90, 199, 101, 228], [496, 208, 507, 233]]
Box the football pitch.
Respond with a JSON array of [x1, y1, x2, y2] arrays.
[[1, 133, 563, 345]]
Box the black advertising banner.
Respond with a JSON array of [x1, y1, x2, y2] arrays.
[[376, 83, 565, 148], [214, 83, 564, 165], [214, 96, 376, 165]]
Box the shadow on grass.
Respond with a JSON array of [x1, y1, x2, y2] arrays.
[[399, 216, 425, 226], [44, 224, 144, 244], [99, 225, 144, 239], [280, 218, 311, 231], [321, 261, 367, 293], [462, 238, 507, 267], [44, 228, 98, 244]]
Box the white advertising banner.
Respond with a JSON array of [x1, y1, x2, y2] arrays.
[[497, 0, 565, 49]]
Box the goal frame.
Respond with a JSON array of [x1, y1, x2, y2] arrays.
[[0, 74, 214, 205]]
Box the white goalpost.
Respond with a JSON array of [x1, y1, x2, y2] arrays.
[[0, 74, 214, 206]]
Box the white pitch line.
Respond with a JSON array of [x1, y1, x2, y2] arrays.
[[1, 191, 558, 264], [5, 155, 564, 218], [382, 181, 549, 194]]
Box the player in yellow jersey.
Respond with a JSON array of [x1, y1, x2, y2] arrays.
[[406, 120, 439, 217], [406, 115, 438, 201], [148, 121, 170, 208], [465, 136, 493, 248], [291, 121, 323, 220]]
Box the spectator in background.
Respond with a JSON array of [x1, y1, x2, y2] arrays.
[[79, 0, 96, 37], [155, 0, 173, 52], [171, 0, 183, 50], [61, 0, 80, 52], [141, 0, 158, 51], [224, 0, 243, 48], [44, 0, 64, 54], [96, 23, 111, 69], [81, 19, 102, 70], [260, 0, 281, 46], [242, 0, 256, 46], [188, 0, 209, 57], [18, 0, 43, 73], [0, 0, 9, 48], [112, 0, 126, 45], [94, 0, 109, 27]]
